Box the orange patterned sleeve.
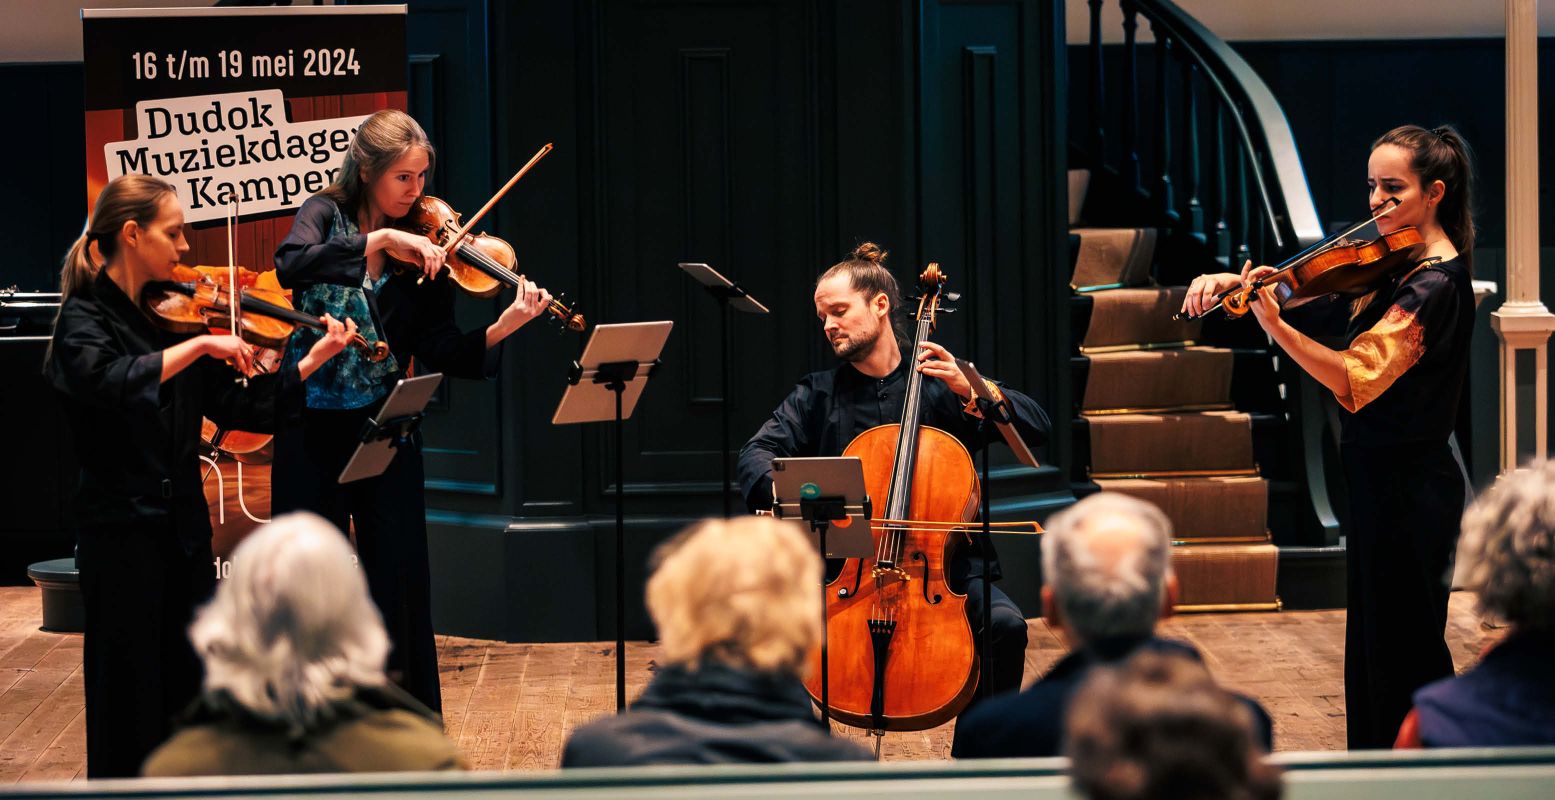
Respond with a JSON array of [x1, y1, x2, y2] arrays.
[[1336, 304, 1427, 413]]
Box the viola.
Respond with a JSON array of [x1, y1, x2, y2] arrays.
[[806, 263, 981, 733], [391, 195, 586, 332], [1175, 198, 1428, 321]]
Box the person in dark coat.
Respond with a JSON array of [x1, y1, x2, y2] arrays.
[[1184, 125, 1478, 748], [952, 493, 1272, 759], [46, 175, 354, 778], [736, 242, 1051, 700], [1396, 460, 1555, 748], [561, 516, 871, 766], [271, 109, 556, 713], [143, 512, 465, 776]]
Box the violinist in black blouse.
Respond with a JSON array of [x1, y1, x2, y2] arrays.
[[737, 243, 1051, 701], [45, 175, 354, 777], [1181, 125, 1478, 749]]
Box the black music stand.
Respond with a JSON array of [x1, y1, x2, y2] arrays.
[[770, 456, 873, 730], [338, 374, 444, 484], [678, 263, 770, 517], [954, 359, 1041, 701], [553, 321, 674, 712]]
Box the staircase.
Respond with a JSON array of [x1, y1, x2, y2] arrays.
[[1066, 0, 1338, 610]]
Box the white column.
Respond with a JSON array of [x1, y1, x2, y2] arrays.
[[1491, 0, 1554, 472]]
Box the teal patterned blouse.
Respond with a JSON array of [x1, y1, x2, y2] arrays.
[[281, 204, 401, 410]]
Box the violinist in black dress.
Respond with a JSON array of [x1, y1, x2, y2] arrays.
[[1181, 125, 1478, 748], [46, 175, 353, 777], [271, 109, 552, 713], [737, 243, 1051, 698]]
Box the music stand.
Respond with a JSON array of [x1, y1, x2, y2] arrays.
[[553, 321, 673, 712], [953, 359, 1040, 701], [679, 263, 769, 517], [338, 374, 444, 484], [770, 456, 873, 730]]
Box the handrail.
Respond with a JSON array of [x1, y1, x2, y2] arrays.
[[1132, 0, 1324, 254], [10, 747, 1555, 798]]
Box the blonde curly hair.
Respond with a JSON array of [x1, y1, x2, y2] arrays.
[[646, 516, 823, 674], [1459, 460, 1555, 630]]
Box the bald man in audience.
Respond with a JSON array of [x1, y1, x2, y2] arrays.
[[951, 492, 1273, 759]]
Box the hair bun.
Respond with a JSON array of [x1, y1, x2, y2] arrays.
[[850, 241, 887, 265]]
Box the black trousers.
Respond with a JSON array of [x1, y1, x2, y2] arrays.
[[272, 406, 442, 714], [1342, 442, 1461, 749], [952, 554, 1028, 701], [78, 525, 214, 778]]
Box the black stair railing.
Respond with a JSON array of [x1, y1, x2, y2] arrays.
[[1083, 0, 1322, 266], [1075, 0, 1343, 547]]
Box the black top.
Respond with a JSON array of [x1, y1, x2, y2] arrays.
[[1337, 257, 1473, 447], [560, 663, 871, 766], [736, 357, 1050, 512], [950, 635, 1274, 759], [274, 195, 499, 394], [45, 270, 302, 548]]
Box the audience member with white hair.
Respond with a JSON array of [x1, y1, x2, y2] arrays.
[[142, 512, 465, 775], [1396, 460, 1555, 747], [561, 515, 870, 766], [951, 492, 1271, 758]]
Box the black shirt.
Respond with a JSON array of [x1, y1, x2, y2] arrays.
[[45, 271, 302, 549], [1337, 257, 1473, 447], [736, 355, 1050, 568]]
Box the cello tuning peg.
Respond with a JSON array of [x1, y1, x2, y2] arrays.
[[943, 291, 962, 302]]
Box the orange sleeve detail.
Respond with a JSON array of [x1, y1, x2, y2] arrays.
[[1336, 304, 1426, 413], [1394, 708, 1424, 749]]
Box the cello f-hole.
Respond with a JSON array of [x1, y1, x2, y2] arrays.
[[912, 552, 942, 604], [840, 559, 865, 599]]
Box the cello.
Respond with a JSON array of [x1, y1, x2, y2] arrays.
[[805, 263, 981, 732]]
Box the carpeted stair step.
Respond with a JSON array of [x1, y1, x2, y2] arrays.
[[1172, 543, 1280, 610], [1079, 287, 1201, 351], [1080, 347, 1234, 413], [1069, 227, 1157, 291], [1085, 411, 1256, 478], [1093, 476, 1268, 540]]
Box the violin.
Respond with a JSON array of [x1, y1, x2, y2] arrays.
[[1175, 198, 1428, 321], [807, 263, 981, 733], [391, 195, 586, 332], [141, 267, 390, 361]]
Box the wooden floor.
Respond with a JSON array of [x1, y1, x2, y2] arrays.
[[0, 587, 1501, 781]]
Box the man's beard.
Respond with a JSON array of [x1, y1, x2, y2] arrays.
[[832, 323, 883, 362]]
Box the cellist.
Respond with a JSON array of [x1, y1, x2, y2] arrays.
[[736, 242, 1051, 700]]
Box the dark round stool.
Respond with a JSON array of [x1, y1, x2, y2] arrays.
[[26, 558, 83, 634]]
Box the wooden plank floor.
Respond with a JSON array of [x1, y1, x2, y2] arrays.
[[0, 587, 1501, 781]]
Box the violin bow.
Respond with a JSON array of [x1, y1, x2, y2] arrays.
[[226, 198, 247, 387], [1176, 197, 1401, 321], [415, 143, 554, 285]]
